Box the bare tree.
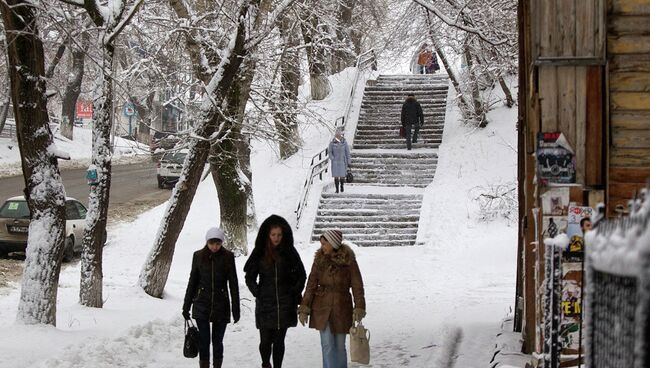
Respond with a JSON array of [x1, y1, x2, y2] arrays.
[[60, 27, 89, 140], [1, 0, 67, 325], [59, 0, 145, 308]]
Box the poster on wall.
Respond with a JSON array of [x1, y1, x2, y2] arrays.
[[541, 187, 570, 216], [559, 261, 583, 355], [566, 206, 594, 258], [537, 132, 576, 185], [542, 216, 568, 239]]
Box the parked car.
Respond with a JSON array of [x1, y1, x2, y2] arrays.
[[0, 196, 104, 261], [150, 131, 181, 154], [157, 149, 188, 188]]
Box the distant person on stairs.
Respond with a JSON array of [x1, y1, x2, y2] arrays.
[[401, 93, 424, 150], [329, 129, 351, 193], [417, 44, 433, 74]]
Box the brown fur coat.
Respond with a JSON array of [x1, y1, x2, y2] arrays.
[[300, 242, 365, 334]]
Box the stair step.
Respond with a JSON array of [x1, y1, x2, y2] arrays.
[[354, 144, 440, 149], [317, 209, 421, 216], [311, 227, 418, 234], [321, 193, 422, 199], [310, 233, 417, 242], [345, 239, 417, 247], [312, 221, 419, 229], [346, 182, 429, 188], [349, 165, 438, 171], [314, 214, 420, 222]]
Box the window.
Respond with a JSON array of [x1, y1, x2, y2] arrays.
[[74, 201, 87, 219], [0, 200, 30, 218], [65, 201, 81, 220]]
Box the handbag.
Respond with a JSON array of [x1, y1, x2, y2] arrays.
[[399, 126, 405, 138], [346, 170, 354, 183], [350, 321, 370, 364], [183, 319, 200, 358]]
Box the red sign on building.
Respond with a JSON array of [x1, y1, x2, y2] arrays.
[[76, 100, 93, 119]]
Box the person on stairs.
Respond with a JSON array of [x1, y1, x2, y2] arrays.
[[401, 93, 424, 150], [328, 129, 351, 193], [244, 215, 307, 368], [183, 227, 240, 368], [298, 230, 366, 368]]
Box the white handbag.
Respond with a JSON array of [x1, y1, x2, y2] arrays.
[[349, 321, 370, 364]]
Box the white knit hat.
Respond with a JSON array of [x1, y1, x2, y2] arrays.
[[205, 227, 225, 242]]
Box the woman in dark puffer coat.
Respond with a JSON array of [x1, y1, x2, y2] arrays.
[[183, 227, 240, 368], [244, 215, 306, 368]]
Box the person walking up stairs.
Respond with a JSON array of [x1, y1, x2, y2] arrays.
[[401, 93, 424, 150]]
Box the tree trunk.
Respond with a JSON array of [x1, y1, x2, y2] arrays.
[[425, 10, 470, 119], [79, 36, 115, 308], [301, 11, 331, 100], [498, 76, 514, 108], [2, 0, 67, 325], [463, 44, 487, 127], [275, 14, 301, 158], [60, 32, 88, 141], [332, 0, 356, 73], [210, 77, 249, 256], [139, 0, 254, 298]]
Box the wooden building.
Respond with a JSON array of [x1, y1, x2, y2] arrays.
[[516, 0, 650, 358]]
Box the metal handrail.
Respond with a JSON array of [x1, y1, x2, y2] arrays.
[[295, 49, 376, 227]]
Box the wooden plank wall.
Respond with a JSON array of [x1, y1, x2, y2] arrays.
[[520, 0, 606, 355], [536, 0, 605, 185], [608, 0, 650, 214]]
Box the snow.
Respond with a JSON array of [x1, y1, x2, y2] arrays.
[[0, 68, 518, 367], [585, 190, 650, 277], [0, 126, 149, 178]]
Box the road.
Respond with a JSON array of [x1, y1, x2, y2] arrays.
[[0, 160, 171, 221], [0, 160, 172, 287]]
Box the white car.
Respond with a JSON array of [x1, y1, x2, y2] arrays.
[[0, 196, 101, 261], [157, 149, 188, 188]]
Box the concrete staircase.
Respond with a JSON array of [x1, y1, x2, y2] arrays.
[[311, 74, 449, 247]]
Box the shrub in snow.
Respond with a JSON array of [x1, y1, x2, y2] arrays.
[[469, 182, 517, 224]]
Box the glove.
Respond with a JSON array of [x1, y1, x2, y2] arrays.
[[298, 312, 309, 326], [352, 308, 366, 323], [182, 310, 190, 320], [298, 305, 310, 326]]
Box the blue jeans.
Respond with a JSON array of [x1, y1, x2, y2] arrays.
[[320, 323, 347, 368], [196, 319, 227, 362]]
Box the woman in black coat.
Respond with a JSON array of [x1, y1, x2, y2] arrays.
[[244, 215, 306, 368], [183, 227, 240, 368]]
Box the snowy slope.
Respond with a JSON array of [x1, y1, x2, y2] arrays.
[[0, 126, 149, 177], [0, 70, 518, 368]]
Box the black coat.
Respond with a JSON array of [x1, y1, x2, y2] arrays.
[[244, 215, 306, 330], [401, 98, 424, 126], [183, 246, 240, 323]]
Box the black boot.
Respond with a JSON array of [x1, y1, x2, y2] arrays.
[[340, 179, 344, 192], [334, 178, 339, 193], [213, 358, 223, 368]]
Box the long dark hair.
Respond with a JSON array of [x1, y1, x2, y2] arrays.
[[244, 215, 297, 272]]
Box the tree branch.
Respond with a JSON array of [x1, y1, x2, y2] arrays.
[[412, 0, 507, 46]]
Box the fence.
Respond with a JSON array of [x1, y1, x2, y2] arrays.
[[294, 49, 376, 227], [584, 185, 650, 368]]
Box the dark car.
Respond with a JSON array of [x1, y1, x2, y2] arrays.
[[150, 131, 181, 154]]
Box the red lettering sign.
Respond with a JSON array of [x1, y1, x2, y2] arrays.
[[76, 100, 93, 119]]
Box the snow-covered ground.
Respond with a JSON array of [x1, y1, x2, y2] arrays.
[[0, 125, 149, 177], [0, 67, 518, 367]]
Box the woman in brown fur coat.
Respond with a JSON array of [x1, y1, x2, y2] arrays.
[[298, 230, 366, 368]]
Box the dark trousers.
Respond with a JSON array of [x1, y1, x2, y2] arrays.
[[259, 328, 288, 367], [404, 123, 420, 150], [196, 319, 228, 362]]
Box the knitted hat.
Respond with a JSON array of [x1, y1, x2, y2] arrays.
[[321, 230, 343, 250], [205, 227, 225, 242]]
